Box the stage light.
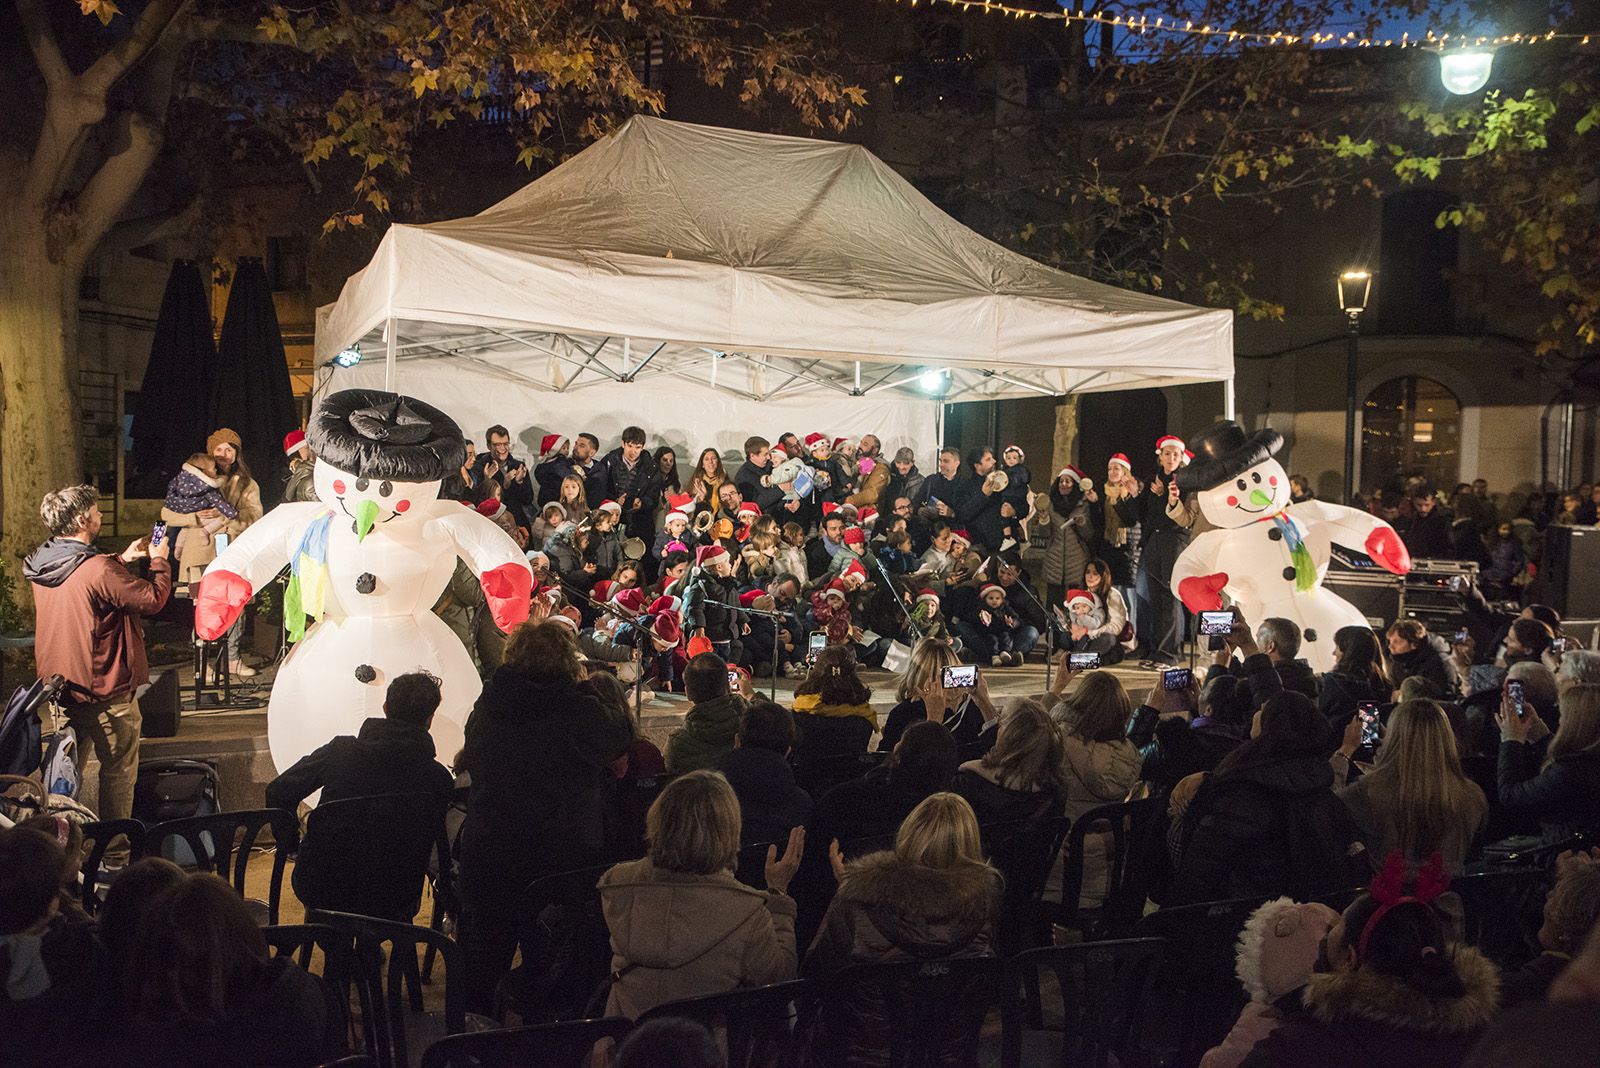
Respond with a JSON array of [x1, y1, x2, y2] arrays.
[[1438, 49, 1494, 94], [919, 368, 949, 394], [332, 345, 363, 369]]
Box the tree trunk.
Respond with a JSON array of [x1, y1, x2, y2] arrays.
[[0, 209, 84, 612]]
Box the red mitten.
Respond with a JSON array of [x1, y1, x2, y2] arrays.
[[1364, 525, 1411, 575], [481, 562, 534, 633], [1178, 572, 1229, 614], [195, 570, 253, 640]]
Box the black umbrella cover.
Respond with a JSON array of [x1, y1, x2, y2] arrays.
[[129, 260, 218, 495], [210, 257, 301, 506]]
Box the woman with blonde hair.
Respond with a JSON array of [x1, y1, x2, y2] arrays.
[[1047, 669, 1142, 907], [1333, 699, 1487, 869], [955, 698, 1066, 826], [1498, 683, 1600, 841], [599, 771, 803, 1020], [878, 638, 1000, 753]]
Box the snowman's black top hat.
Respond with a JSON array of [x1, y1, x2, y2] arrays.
[[310, 389, 465, 482], [1175, 420, 1284, 493]]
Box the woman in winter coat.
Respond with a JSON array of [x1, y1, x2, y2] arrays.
[[790, 646, 878, 793], [1333, 700, 1487, 871], [456, 621, 633, 1014], [1387, 620, 1461, 698], [1238, 886, 1500, 1067], [599, 771, 802, 1020], [1169, 693, 1367, 906], [1202, 898, 1341, 1068], [1318, 626, 1393, 740], [1048, 670, 1143, 907], [1032, 467, 1096, 607], [1497, 683, 1600, 843], [953, 698, 1066, 829], [802, 792, 1004, 1068], [878, 638, 999, 754]]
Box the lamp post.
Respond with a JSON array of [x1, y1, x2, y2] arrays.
[[1337, 269, 1372, 505]]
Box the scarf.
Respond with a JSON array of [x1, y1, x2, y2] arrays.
[[1102, 484, 1128, 547], [2, 932, 50, 1000], [1051, 484, 1081, 521], [284, 510, 334, 642], [1266, 511, 1316, 592]]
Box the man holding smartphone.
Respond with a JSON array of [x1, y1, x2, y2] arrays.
[[26, 485, 172, 839]]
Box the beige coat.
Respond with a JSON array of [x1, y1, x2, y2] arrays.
[[1050, 727, 1142, 908], [161, 473, 263, 585], [598, 857, 797, 1020]]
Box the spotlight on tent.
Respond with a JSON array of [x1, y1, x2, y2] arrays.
[[919, 368, 950, 396], [331, 345, 363, 369], [1438, 49, 1494, 95]]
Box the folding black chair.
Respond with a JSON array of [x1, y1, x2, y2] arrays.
[[734, 839, 782, 891], [497, 862, 617, 1024], [421, 1017, 635, 1068], [797, 750, 886, 797], [77, 818, 146, 915], [262, 923, 383, 1059], [805, 956, 1007, 1068], [1453, 866, 1551, 969], [638, 979, 816, 1068], [605, 773, 674, 861], [295, 792, 452, 924], [146, 807, 298, 923], [1050, 797, 1164, 940], [1134, 897, 1269, 1065], [1002, 937, 1171, 1068], [985, 814, 1072, 957]]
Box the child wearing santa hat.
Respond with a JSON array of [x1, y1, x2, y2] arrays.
[[808, 579, 854, 647], [908, 587, 955, 647], [970, 582, 1023, 667], [999, 444, 1033, 547], [653, 494, 698, 563], [681, 544, 744, 662], [532, 433, 572, 504]]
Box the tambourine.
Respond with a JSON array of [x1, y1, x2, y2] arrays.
[[693, 509, 716, 535], [622, 537, 646, 561]]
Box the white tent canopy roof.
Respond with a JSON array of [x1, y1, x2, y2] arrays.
[[316, 115, 1232, 403]]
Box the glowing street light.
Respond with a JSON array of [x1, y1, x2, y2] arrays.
[[1438, 49, 1495, 95]]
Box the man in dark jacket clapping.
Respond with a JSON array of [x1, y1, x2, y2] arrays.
[[595, 425, 663, 541]]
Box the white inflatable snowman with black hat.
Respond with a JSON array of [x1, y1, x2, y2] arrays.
[[194, 389, 533, 781], [1171, 420, 1410, 673]]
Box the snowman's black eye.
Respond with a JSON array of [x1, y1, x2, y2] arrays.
[[1251, 472, 1262, 484], [355, 477, 370, 492], [379, 481, 393, 497], [1236, 479, 1247, 491]]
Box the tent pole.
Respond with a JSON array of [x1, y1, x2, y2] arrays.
[[384, 317, 397, 392], [1223, 376, 1236, 422]]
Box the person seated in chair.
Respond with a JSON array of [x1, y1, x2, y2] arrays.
[[264, 671, 455, 812]]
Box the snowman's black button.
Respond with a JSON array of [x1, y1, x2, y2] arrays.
[[1305, 629, 1319, 643], [354, 664, 377, 683], [356, 572, 377, 594], [1267, 527, 1283, 541], [1282, 566, 1297, 580]]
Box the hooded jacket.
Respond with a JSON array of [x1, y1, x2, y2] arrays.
[[25, 540, 171, 703], [264, 716, 454, 812], [665, 693, 748, 774], [1237, 945, 1499, 1068], [598, 857, 797, 1020], [717, 745, 813, 847], [1390, 636, 1461, 698], [1055, 729, 1143, 906], [160, 470, 262, 584], [801, 851, 1002, 1067]]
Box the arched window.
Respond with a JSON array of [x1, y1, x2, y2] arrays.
[[1362, 376, 1461, 490]]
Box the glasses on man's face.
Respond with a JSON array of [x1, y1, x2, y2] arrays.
[[895, 503, 911, 513]]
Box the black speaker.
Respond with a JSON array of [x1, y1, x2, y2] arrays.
[[140, 670, 181, 738], [1535, 526, 1600, 619]]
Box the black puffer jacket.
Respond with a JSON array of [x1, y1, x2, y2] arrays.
[[801, 851, 1002, 1068], [1497, 745, 1600, 842], [1170, 752, 1367, 905], [1390, 636, 1461, 697], [717, 745, 813, 847], [1317, 669, 1387, 740]]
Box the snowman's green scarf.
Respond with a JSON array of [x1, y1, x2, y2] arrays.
[[283, 511, 333, 642], [1263, 510, 1316, 593]]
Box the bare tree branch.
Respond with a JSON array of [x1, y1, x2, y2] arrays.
[[64, 110, 164, 268], [80, 0, 188, 100], [97, 197, 201, 254], [15, 0, 71, 90]]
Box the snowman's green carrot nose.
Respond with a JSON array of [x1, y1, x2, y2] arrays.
[[354, 499, 379, 541], [1249, 488, 1273, 508]]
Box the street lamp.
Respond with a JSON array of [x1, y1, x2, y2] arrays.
[[1338, 270, 1372, 505], [1438, 49, 1495, 95]]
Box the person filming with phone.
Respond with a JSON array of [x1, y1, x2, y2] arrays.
[[1497, 682, 1600, 845], [877, 639, 1000, 754], [25, 485, 172, 835]]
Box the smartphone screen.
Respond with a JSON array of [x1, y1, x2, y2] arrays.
[[806, 632, 826, 662], [727, 668, 740, 687], [1507, 679, 1526, 718], [150, 520, 167, 548], [1358, 703, 1381, 747], [1199, 611, 1233, 636], [1454, 628, 1469, 644], [942, 664, 977, 689], [214, 533, 229, 553], [1162, 668, 1192, 692], [1068, 651, 1100, 670], [1550, 637, 1568, 656]]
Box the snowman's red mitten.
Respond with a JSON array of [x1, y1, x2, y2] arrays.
[[195, 570, 252, 641], [482, 562, 534, 632], [1178, 572, 1229, 614], [1364, 526, 1411, 575]]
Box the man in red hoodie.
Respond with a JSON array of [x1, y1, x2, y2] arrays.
[[25, 484, 171, 827]]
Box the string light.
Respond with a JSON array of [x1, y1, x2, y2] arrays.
[[882, 0, 1598, 52]]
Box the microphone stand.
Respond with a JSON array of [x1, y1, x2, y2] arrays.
[[989, 553, 1058, 692], [703, 596, 791, 701]]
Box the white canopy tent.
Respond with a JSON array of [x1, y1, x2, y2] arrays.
[[314, 116, 1233, 459]]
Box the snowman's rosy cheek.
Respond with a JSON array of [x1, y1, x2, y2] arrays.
[[1269, 476, 1278, 487], [395, 499, 411, 513], [1226, 495, 1239, 508], [333, 479, 347, 495]]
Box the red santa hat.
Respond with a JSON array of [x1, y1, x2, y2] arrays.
[[858, 506, 878, 527], [842, 526, 866, 548], [695, 544, 729, 568], [1056, 464, 1093, 491], [1182, 449, 1194, 467], [282, 429, 307, 456], [770, 446, 789, 463], [737, 501, 761, 519], [979, 583, 1004, 599], [651, 612, 682, 645], [841, 559, 868, 585], [804, 432, 830, 452], [598, 499, 623, 516], [592, 579, 616, 604], [821, 581, 848, 603], [1064, 588, 1095, 612], [833, 436, 851, 452], [475, 498, 507, 520], [615, 588, 648, 615], [949, 529, 972, 548], [1155, 434, 1186, 454], [1003, 443, 1026, 461], [648, 594, 681, 616], [664, 506, 692, 530], [686, 634, 715, 658], [1108, 453, 1132, 473], [539, 433, 569, 458], [915, 588, 940, 609], [549, 606, 581, 631], [821, 503, 841, 519]]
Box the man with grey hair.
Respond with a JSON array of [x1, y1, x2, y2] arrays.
[[24, 484, 170, 831], [1556, 649, 1600, 694], [1220, 613, 1319, 716]]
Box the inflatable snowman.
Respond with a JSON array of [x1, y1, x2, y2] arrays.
[[194, 390, 532, 776], [1172, 421, 1410, 673]]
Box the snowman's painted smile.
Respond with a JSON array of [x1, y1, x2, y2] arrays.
[[335, 497, 401, 526]]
